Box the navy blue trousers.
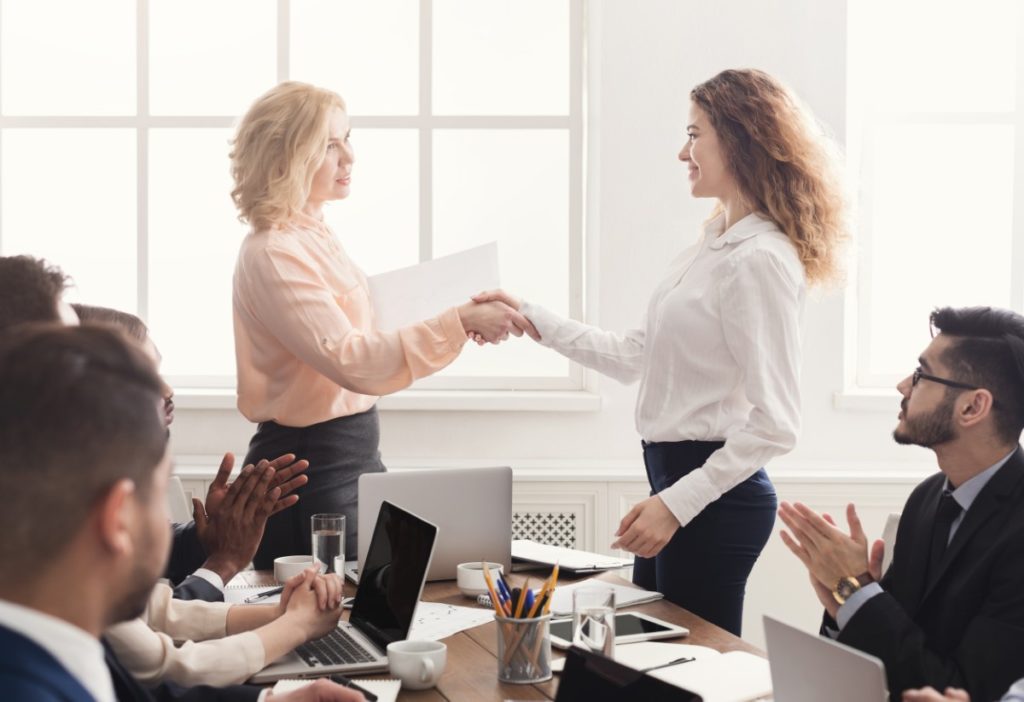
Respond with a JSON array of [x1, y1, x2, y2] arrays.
[[246, 407, 385, 570], [632, 440, 777, 636]]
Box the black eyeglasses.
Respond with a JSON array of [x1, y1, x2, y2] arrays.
[[911, 367, 979, 391]]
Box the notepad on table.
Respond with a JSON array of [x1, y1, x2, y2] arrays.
[[511, 539, 632, 574], [272, 678, 400, 702], [617, 642, 772, 702], [548, 579, 663, 616]]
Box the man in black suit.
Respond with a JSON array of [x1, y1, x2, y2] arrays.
[[0, 255, 308, 602], [779, 306, 1024, 701], [0, 324, 361, 701]]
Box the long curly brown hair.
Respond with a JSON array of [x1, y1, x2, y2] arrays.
[[691, 69, 848, 285]]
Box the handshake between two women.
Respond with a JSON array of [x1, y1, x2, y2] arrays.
[[458, 289, 539, 345]]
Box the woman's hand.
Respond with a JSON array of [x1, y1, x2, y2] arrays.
[[611, 495, 680, 558], [462, 290, 539, 344], [458, 300, 538, 344], [280, 569, 343, 641]]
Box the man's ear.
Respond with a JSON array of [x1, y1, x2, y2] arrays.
[[958, 389, 994, 429], [96, 478, 137, 558]]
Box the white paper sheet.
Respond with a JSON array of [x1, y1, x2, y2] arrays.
[[408, 601, 494, 641], [367, 242, 500, 331], [273, 678, 400, 702]]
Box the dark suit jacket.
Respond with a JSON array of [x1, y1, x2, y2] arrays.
[[0, 624, 94, 701], [167, 522, 207, 585], [829, 446, 1024, 701]]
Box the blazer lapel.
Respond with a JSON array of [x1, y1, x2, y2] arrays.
[[902, 477, 943, 614], [921, 447, 1024, 603]]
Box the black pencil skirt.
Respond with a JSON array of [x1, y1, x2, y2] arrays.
[[246, 406, 385, 569]]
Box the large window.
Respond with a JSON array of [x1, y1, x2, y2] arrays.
[[0, 0, 584, 395], [847, 0, 1023, 389]]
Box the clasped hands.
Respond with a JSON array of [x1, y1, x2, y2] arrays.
[[778, 501, 885, 618], [459, 289, 540, 345]]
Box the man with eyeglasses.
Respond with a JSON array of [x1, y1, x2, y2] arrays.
[[778, 306, 1024, 702]]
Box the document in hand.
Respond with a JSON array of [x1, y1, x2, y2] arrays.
[[511, 540, 632, 574], [615, 642, 772, 702], [367, 242, 499, 331]]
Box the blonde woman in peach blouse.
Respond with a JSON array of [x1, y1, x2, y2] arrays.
[[230, 82, 528, 568]]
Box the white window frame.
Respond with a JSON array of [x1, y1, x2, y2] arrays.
[[0, 0, 598, 411], [836, 2, 1024, 411]]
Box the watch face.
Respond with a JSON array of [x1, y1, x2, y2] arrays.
[[836, 577, 859, 600]]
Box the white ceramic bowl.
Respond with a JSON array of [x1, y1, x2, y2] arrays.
[[455, 561, 504, 598]]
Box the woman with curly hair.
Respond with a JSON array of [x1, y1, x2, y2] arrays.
[[474, 68, 848, 635]]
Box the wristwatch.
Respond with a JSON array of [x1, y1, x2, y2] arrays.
[[832, 572, 873, 605]]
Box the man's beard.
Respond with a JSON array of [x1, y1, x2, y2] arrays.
[[893, 392, 957, 448], [109, 522, 167, 623]]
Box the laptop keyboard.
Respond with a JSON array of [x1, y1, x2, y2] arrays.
[[296, 628, 377, 666]]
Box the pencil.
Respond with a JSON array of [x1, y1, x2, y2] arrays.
[[514, 578, 530, 618], [481, 562, 505, 617], [543, 564, 560, 615]]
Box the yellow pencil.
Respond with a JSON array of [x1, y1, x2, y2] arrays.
[[543, 563, 560, 615], [481, 561, 505, 617], [514, 577, 530, 618]]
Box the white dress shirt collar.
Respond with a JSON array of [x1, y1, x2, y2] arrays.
[[0, 598, 115, 702], [706, 211, 780, 250]]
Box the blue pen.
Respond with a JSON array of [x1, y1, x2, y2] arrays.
[[524, 588, 535, 614], [496, 577, 512, 605]]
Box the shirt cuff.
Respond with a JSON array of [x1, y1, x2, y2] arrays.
[[191, 568, 225, 592], [258, 690, 272, 702], [656, 467, 720, 528], [835, 582, 883, 630], [439, 306, 468, 353], [519, 301, 561, 346]]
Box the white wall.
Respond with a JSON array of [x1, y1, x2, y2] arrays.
[[171, 0, 942, 647]]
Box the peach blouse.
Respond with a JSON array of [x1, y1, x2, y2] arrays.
[[233, 214, 466, 427]]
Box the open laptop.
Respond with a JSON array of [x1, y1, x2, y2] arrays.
[[250, 501, 438, 683], [763, 615, 889, 702], [346, 467, 512, 583], [555, 647, 701, 702]]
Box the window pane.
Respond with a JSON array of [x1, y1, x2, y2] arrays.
[[149, 0, 276, 116], [864, 124, 1015, 377], [433, 0, 569, 116], [291, 0, 419, 116], [433, 129, 570, 377], [852, 0, 1017, 113], [323, 129, 419, 276], [149, 129, 243, 380], [1, 129, 136, 310], [1, 0, 135, 115]]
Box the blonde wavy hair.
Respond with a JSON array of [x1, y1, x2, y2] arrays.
[[230, 81, 346, 231], [691, 69, 848, 285]]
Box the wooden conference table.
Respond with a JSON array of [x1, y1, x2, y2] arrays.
[[233, 569, 764, 701]]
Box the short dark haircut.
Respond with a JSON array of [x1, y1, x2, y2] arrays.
[[0, 256, 69, 333], [0, 325, 168, 579], [72, 304, 149, 343], [931, 306, 1024, 443]]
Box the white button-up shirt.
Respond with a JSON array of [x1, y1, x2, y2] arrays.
[[521, 212, 805, 526], [0, 598, 115, 702]]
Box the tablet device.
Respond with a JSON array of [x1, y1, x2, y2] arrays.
[[554, 647, 702, 702], [549, 612, 688, 649]]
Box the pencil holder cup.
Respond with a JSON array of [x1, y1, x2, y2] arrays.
[[495, 614, 552, 684]]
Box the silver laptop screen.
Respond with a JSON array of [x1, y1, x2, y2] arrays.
[[349, 500, 437, 653]]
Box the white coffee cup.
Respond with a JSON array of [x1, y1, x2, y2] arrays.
[[455, 562, 504, 598], [387, 640, 447, 690], [274, 555, 318, 584]]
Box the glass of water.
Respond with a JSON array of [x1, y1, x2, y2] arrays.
[[311, 513, 345, 574], [572, 585, 616, 657]]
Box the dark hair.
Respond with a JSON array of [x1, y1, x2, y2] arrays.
[[0, 256, 69, 332], [72, 304, 149, 343], [0, 325, 168, 579], [930, 306, 1024, 443]]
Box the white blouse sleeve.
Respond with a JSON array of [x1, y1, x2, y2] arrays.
[[657, 248, 802, 527], [520, 302, 646, 384], [104, 618, 265, 687]]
